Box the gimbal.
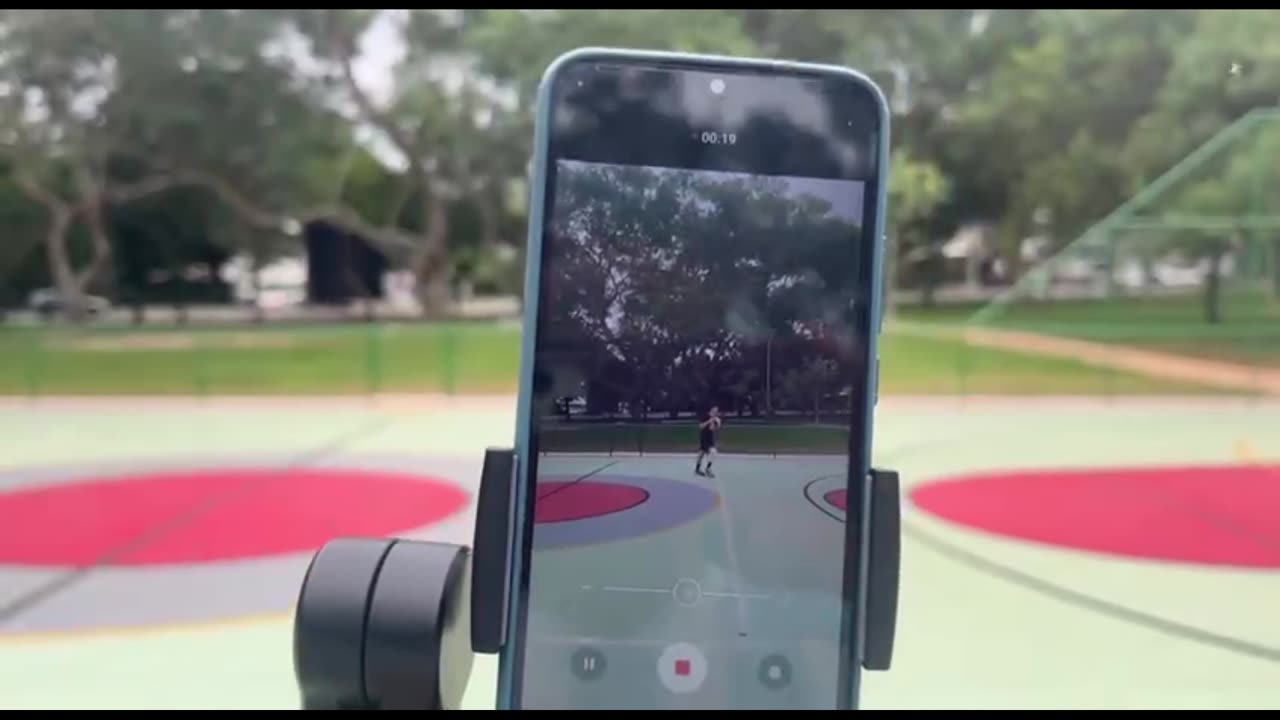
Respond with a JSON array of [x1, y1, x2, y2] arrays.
[[292, 447, 900, 710]]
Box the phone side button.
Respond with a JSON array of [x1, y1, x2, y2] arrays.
[[471, 447, 515, 654], [873, 356, 880, 407]]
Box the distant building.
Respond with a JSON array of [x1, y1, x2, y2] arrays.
[[220, 254, 308, 310], [304, 221, 389, 306], [218, 222, 394, 310]]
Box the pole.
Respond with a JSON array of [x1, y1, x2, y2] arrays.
[[765, 336, 772, 416], [366, 323, 383, 395]]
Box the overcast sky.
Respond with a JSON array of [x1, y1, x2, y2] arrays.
[[351, 11, 405, 107], [343, 12, 866, 228], [561, 160, 865, 225]]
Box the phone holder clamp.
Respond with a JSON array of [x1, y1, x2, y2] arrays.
[[291, 448, 900, 709]]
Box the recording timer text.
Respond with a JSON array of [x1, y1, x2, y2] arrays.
[[697, 131, 737, 145]]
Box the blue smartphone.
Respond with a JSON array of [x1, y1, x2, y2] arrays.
[[500, 47, 890, 711]]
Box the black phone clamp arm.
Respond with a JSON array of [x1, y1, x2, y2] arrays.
[[292, 448, 901, 710]]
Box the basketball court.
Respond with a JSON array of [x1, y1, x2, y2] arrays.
[[1, 395, 1277, 709]]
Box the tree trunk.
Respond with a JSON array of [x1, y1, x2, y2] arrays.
[[342, 258, 377, 323], [1203, 244, 1225, 325], [251, 247, 266, 325], [18, 175, 85, 322], [414, 187, 453, 318], [1270, 238, 1280, 300], [43, 207, 83, 322], [38, 173, 117, 324], [74, 169, 114, 302], [921, 246, 942, 307]]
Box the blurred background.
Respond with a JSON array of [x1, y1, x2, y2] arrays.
[[1, 9, 1278, 710]]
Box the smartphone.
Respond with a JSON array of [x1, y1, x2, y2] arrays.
[[500, 47, 890, 711]]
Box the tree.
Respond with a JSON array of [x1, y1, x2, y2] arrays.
[[1139, 123, 1280, 323], [0, 10, 336, 319], [541, 159, 864, 420], [943, 11, 1199, 271], [778, 357, 841, 422], [258, 9, 510, 315], [887, 148, 951, 307], [0, 10, 152, 319], [1124, 10, 1280, 307], [1, 9, 527, 319], [0, 174, 47, 311]]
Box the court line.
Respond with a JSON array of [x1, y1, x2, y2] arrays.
[[535, 460, 620, 502], [1103, 439, 1280, 560], [590, 585, 769, 601], [0, 416, 393, 626], [1139, 436, 1280, 551], [803, 474, 846, 524], [704, 467, 751, 637], [702, 590, 770, 600], [0, 608, 293, 646], [903, 520, 1280, 665], [1146, 485, 1280, 552]]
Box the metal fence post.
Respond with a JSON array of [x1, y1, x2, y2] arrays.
[[24, 329, 42, 400], [441, 324, 458, 395], [366, 323, 383, 396], [194, 329, 210, 397]]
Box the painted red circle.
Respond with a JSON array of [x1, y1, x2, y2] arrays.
[[824, 489, 848, 511], [535, 481, 649, 524], [911, 464, 1280, 568], [0, 468, 469, 567]]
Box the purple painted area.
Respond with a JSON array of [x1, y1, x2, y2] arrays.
[[531, 474, 719, 550]]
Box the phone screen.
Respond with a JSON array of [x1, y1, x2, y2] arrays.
[[507, 54, 885, 710]]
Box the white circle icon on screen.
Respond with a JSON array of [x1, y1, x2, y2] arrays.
[[672, 578, 702, 607], [657, 642, 707, 694]]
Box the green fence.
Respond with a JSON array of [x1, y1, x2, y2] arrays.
[[539, 420, 852, 457], [0, 320, 522, 398], [949, 106, 1280, 399], [2, 311, 1276, 400]]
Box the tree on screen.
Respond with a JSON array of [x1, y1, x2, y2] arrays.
[[542, 161, 863, 418]]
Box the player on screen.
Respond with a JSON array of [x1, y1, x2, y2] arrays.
[[695, 405, 721, 478]]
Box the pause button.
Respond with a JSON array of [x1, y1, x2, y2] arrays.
[[571, 647, 606, 681]]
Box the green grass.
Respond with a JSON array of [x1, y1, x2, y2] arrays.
[[0, 322, 522, 396], [897, 287, 1280, 368], [877, 331, 1227, 396], [980, 288, 1278, 326], [541, 422, 851, 455], [0, 318, 1227, 397]]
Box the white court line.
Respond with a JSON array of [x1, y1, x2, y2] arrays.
[[705, 469, 751, 635], [599, 585, 668, 595], [581, 585, 772, 602], [703, 591, 770, 601]]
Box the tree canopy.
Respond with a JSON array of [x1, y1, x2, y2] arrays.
[[1, 9, 1276, 318]]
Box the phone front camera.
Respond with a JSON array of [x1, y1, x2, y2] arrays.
[[709, 78, 726, 95]]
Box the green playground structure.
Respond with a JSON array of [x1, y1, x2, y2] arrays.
[[961, 108, 1280, 395]]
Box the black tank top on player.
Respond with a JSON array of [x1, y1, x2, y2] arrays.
[[700, 417, 715, 447]]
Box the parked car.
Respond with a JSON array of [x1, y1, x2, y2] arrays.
[[27, 288, 111, 319]]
